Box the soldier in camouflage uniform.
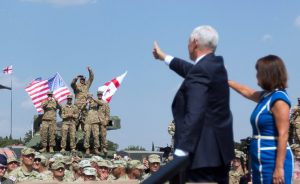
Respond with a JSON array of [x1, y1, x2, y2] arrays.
[[229, 149, 245, 184], [291, 97, 300, 142], [97, 90, 110, 155], [39, 91, 61, 153], [48, 161, 66, 182], [71, 66, 94, 131], [168, 120, 175, 151], [60, 94, 79, 152], [8, 148, 41, 183], [84, 94, 101, 155], [96, 160, 115, 181]]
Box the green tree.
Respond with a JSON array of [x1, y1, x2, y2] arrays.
[[23, 130, 33, 144], [107, 140, 118, 151], [124, 145, 146, 151], [0, 136, 23, 147]]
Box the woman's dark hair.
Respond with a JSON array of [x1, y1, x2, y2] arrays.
[[255, 55, 288, 91]]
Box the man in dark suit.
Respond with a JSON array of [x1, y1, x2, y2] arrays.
[[153, 25, 234, 183]]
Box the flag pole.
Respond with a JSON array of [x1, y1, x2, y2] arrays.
[[10, 74, 12, 139]]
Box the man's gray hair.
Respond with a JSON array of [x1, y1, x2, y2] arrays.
[[190, 25, 219, 51]]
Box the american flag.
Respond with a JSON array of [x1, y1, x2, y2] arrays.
[[25, 73, 71, 113], [3, 65, 13, 74]]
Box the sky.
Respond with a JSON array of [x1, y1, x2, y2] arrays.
[[1, 0, 300, 151]]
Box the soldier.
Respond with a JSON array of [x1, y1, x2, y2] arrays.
[[71, 66, 94, 131], [229, 149, 245, 184], [142, 154, 161, 181], [291, 97, 300, 142], [111, 160, 127, 180], [50, 161, 66, 182], [32, 154, 49, 173], [5, 157, 19, 176], [39, 91, 61, 153], [60, 94, 79, 153], [0, 154, 14, 184], [96, 160, 115, 181], [83, 167, 97, 181], [126, 160, 145, 181], [167, 120, 175, 151], [8, 148, 40, 183], [84, 94, 101, 155], [97, 90, 110, 155]]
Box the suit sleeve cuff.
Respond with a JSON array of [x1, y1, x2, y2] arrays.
[[174, 149, 189, 156], [164, 55, 174, 66]]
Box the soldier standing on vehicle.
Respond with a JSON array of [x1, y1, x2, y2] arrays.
[[71, 66, 94, 131], [97, 90, 110, 155], [84, 94, 101, 155], [291, 97, 300, 142], [39, 91, 61, 153], [60, 94, 79, 153]]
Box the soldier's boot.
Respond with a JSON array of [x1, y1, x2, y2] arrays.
[[39, 147, 46, 153], [49, 147, 54, 153], [60, 148, 66, 153], [85, 148, 90, 155], [94, 149, 100, 155]]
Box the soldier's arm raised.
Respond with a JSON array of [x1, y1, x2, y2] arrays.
[[71, 76, 78, 90], [86, 66, 94, 89]]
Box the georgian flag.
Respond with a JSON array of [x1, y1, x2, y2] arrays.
[[98, 71, 127, 103], [3, 65, 13, 74]]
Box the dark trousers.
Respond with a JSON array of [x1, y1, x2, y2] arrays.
[[187, 165, 230, 184]]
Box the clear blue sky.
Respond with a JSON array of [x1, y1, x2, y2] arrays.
[[0, 0, 300, 150]]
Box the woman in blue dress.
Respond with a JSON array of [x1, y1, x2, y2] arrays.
[[229, 55, 293, 184]]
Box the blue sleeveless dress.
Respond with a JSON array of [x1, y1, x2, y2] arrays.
[[250, 90, 294, 183]]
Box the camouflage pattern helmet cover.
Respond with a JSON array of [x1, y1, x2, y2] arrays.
[[21, 147, 35, 156], [83, 167, 96, 176]]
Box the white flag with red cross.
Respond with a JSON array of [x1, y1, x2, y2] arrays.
[[98, 71, 127, 103], [3, 65, 13, 74]]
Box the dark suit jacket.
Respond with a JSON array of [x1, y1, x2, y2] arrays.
[[170, 53, 234, 169]]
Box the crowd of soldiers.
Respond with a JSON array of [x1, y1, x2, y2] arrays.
[[0, 147, 163, 183], [39, 66, 110, 156]]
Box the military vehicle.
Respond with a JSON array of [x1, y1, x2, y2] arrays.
[[26, 115, 121, 157]]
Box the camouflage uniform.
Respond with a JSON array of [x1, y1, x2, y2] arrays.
[[291, 104, 300, 142], [40, 95, 61, 151], [8, 166, 41, 183], [229, 170, 244, 184], [71, 68, 94, 129], [60, 99, 79, 151], [229, 149, 245, 184], [84, 96, 101, 153], [167, 120, 175, 150], [98, 97, 110, 153]]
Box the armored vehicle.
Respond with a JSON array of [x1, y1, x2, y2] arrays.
[[26, 115, 121, 157]]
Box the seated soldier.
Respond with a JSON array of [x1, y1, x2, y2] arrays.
[[126, 160, 145, 181], [0, 154, 14, 184], [96, 160, 115, 181], [6, 157, 19, 176], [83, 167, 97, 181]]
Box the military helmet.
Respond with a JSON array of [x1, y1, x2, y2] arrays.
[[97, 90, 104, 95], [67, 94, 73, 99], [47, 91, 53, 95]]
